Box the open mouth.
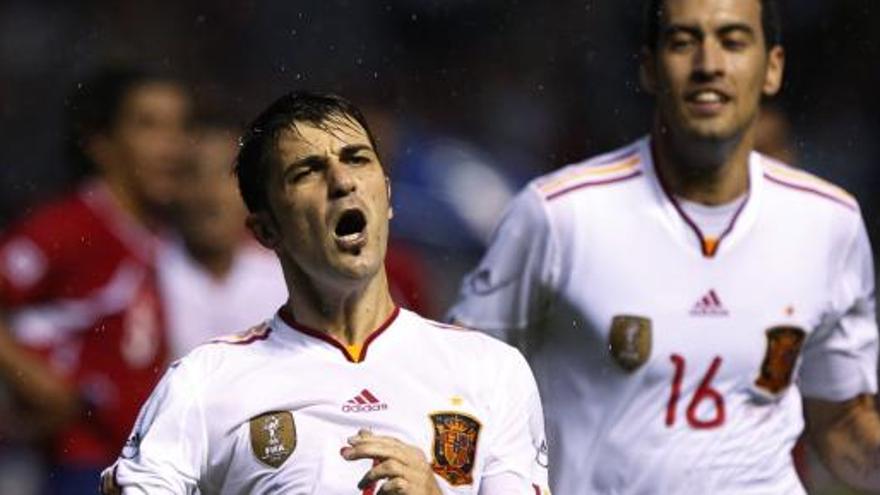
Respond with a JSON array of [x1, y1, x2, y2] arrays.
[[685, 89, 731, 115], [333, 208, 367, 252]]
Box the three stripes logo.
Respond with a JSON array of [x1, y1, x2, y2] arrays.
[[342, 389, 388, 413], [690, 289, 729, 316]]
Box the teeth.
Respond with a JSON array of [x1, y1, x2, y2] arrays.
[[693, 91, 722, 103]]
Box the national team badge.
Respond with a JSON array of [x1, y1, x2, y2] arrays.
[[249, 411, 296, 468], [609, 315, 652, 371], [755, 326, 806, 395], [429, 412, 481, 486]]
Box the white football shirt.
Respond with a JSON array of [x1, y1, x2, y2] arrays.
[[157, 238, 287, 359], [105, 307, 550, 494], [448, 136, 878, 494]]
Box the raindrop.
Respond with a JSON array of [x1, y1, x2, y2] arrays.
[[410, 13, 418, 21]]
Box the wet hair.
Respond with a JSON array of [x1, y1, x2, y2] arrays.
[[643, 0, 782, 51], [235, 91, 382, 214], [66, 66, 180, 176]]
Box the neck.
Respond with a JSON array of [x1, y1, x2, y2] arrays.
[[103, 176, 160, 231], [652, 119, 754, 205], [185, 241, 236, 279], [285, 267, 395, 346]]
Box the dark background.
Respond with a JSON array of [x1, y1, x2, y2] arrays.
[[2, 0, 877, 226]]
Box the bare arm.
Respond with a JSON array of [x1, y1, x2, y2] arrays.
[[0, 312, 79, 439], [805, 394, 880, 492]]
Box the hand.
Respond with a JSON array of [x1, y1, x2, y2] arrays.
[[341, 429, 443, 495], [99, 466, 121, 495], [805, 395, 880, 491]]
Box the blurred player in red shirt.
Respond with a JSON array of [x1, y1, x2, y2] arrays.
[[0, 66, 190, 493]]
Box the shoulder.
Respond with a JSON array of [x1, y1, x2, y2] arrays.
[[405, 310, 524, 362], [177, 321, 275, 372], [206, 321, 274, 346], [760, 154, 860, 214], [3, 186, 96, 245], [531, 138, 646, 202]]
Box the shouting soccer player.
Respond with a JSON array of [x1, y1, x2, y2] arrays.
[[449, 0, 880, 493], [101, 92, 549, 494]]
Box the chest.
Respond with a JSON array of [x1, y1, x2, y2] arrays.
[[546, 206, 836, 400], [202, 356, 491, 494]]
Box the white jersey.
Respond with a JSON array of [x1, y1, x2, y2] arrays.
[[157, 238, 287, 359], [448, 137, 878, 494], [105, 307, 550, 494]]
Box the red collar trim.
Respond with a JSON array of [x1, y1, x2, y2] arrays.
[[278, 306, 401, 363], [650, 140, 750, 258]]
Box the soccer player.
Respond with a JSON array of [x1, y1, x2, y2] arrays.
[[101, 92, 549, 494], [0, 67, 190, 492], [159, 118, 287, 359], [448, 0, 880, 493]]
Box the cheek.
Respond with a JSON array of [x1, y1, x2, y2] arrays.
[[736, 57, 769, 92]]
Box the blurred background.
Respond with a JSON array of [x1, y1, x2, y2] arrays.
[[3, 0, 880, 305], [0, 0, 877, 493]]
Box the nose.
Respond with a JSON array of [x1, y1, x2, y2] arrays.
[[327, 159, 356, 199], [692, 39, 724, 80]]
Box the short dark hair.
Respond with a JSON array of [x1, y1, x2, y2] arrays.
[[643, 0, 782, 50], [235, 91, 381, 214], [66, 66, 180, 175]]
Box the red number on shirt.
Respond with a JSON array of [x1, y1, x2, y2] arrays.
[[665, 354, 725, 429]]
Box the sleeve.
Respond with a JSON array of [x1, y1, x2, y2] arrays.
[[799, 213, 879, 401], [103, 359, 206, 494], [480, 348, 551, 495], [446, 185, 559, 344], [0, 220, 56, 307]]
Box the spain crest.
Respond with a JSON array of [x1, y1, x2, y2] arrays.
[[609, 315, 652, 371], [249, 411, 296, 468], [755, 326, 806, 395], [429, 412, 481, 486]]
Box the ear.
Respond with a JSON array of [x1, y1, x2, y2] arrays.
[[385, 176, 394, 220], [85, 134, 115, 174], [246, 211, 281, 249], [639, 47, 659, 95], [762, 45, 785, 97]]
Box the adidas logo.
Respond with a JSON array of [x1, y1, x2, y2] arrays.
[[690, 289, 729, 316], [341, 389, 388, 413]]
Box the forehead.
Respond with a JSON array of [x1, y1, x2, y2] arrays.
[[120, 82, 189, 119], [275, 117, 371, 161], [662, 0, 762, 29]]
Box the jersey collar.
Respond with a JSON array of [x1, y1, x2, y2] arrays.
[[641, 136, 764, 259], [274, 305, 401, 363]]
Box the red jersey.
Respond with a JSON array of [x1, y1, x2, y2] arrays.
[[0, 180, 168, 466]]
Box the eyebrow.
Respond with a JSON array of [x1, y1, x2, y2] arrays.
[[663, 22, 757, 39], [338, 144, 373, 158], [284, 143, 374, 171], [717, 23, 756, 37]]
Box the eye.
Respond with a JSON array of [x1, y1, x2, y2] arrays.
[[722, 37, 749, 51], [347, 154, 372, 165], [666, 34, 697, 52], [288, 164, 317, 183]]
